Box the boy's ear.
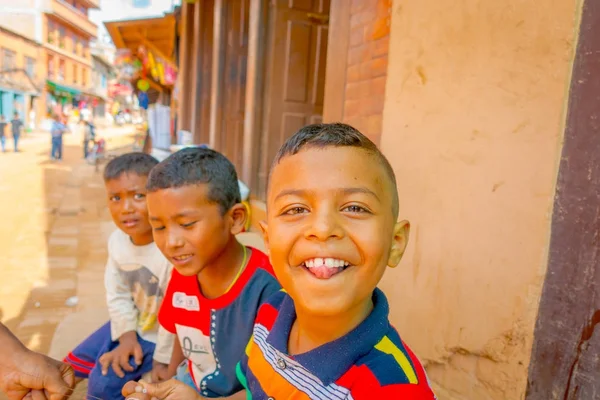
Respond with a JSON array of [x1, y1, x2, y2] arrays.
[[258, 220, 270, 256], [388, 220, 410, 268], [229, 203, 247, 235]]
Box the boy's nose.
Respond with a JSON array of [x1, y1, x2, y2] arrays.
[[305, 209, 344, 240], [121, 198, 135, 213], [166, 230, 184, 248]]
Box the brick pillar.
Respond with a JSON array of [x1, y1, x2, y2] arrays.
[[342, 0, 391, 145]]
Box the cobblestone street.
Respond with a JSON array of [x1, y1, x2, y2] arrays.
[[0, 126, 136, 400]]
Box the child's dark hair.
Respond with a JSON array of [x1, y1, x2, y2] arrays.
[[273, 122, 399, 218], [103, 152, 159, 181], [146, 147, 241, 215]]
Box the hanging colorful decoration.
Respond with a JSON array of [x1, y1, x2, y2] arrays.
[[137, 79, 150, 92], [164, 65, 176, 86]]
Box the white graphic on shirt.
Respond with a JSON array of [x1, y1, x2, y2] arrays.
[[172, 292, 200, 311], [175, 324, 217, 389]]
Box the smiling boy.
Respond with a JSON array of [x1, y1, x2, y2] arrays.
[[64, 153, 174, 400], [144, 148, 280, 398], [236, 123, 436, 399]]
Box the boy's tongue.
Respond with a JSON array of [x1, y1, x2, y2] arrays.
[[308, 266, 344, 279]]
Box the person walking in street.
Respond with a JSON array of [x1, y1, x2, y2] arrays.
[[81, 119, 95, 159], [0, 115, 7, 153], [51, 114, 67, 161], [10, 112, 23, 152]]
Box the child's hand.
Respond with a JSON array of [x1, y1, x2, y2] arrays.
[[122, 379, 204, 400], [99, 332, 143, 378], [150, 361, 171, 383]]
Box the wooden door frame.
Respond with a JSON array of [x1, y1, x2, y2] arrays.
[[526, 0, 600, 398], [242, 0, 348, 196], [322, 0, 351, 123], [241, 0, 268, 191], [209, 0, 226, 150]]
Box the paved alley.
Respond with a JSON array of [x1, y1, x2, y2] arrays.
[[0, 126, 137, 399]]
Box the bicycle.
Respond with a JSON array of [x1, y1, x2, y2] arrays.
[[86, 137, 106, 172]]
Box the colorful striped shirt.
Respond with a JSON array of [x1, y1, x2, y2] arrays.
[[237, 289, 436, 399]]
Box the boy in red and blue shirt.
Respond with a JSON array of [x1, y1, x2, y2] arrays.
[[144, 148, 279, 398], [123, 124, 435, 399]]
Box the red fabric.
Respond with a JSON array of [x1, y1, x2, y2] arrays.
[[158, 248, 272, 335]]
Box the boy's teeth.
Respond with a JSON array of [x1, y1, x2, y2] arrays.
[[304, 258, 349, 268]]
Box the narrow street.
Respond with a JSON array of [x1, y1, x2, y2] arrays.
[[0, 125, 136, 399]]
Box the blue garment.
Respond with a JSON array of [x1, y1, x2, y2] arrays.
[[12, 133, 19, 152], [51, 121, 66, 138], [138, 92, 149, 110], [0, 136, 5, 152], [51, 136, 62, 159], [64, 321, 155, 400]]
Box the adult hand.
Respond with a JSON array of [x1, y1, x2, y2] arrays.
[[0, 348, 75, 400], [98, 331, 143, 378], [122, 379, 204, 400]]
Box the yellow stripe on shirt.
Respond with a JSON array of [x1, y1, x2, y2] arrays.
[[374, 336, 418, 384]]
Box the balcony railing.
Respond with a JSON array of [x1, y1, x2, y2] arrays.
[[46, 0, 98, 38]]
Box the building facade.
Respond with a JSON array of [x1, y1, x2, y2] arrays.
[[90, 52, 113, 123], [0, 0, 99, 122], [173, 0, 600, 398], [0, 25, 44, 128]]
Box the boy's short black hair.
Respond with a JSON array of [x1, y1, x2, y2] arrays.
[[103, 152, 159, 181], [146, 147, 241, 215], [273, 122, 399, 219]]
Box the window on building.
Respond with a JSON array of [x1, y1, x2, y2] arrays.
[[101, 74, 107, 88], [81, 39, 88, 58], [58, 59, 65, 81], [82, 68, 86, 87], [72, 34, 77, 54], [47, 21, 56, 44], [58, 26, 66, 48], [1, 49, 16, 71], [73, 65, 78, 84], [47, 55, 54, 78], [25, 57, 36, 79]]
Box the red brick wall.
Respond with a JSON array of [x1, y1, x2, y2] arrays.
[[343, 0, 391, 145]]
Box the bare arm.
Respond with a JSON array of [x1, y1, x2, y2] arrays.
[[167, 334, 185, 376]]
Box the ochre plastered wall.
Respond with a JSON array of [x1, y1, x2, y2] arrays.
[[378, 0, 581, 398]]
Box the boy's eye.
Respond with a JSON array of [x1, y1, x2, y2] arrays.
[[152, 226, 165, 231], [109, 196, 120, 202], [283, 206, 308, 216], [181, 221, 197, 228], [342, 204, 369, 213], [134, 193, 146, 200]]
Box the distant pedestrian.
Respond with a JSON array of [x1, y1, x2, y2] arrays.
[[81, 119, 95, 159], [10, 112, 23, 152], [0, 115, 7, 153], [50, 114, 67, 161]]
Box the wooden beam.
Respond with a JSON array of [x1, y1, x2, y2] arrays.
[[190, 2, 204, 141], [242, 0, 267, 189], [322, 0, 351, 122], [208, 0, 225, 149], [176, 1, 194, 132], [131, 32, 178, 70], [104, 24, 126, 48]]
